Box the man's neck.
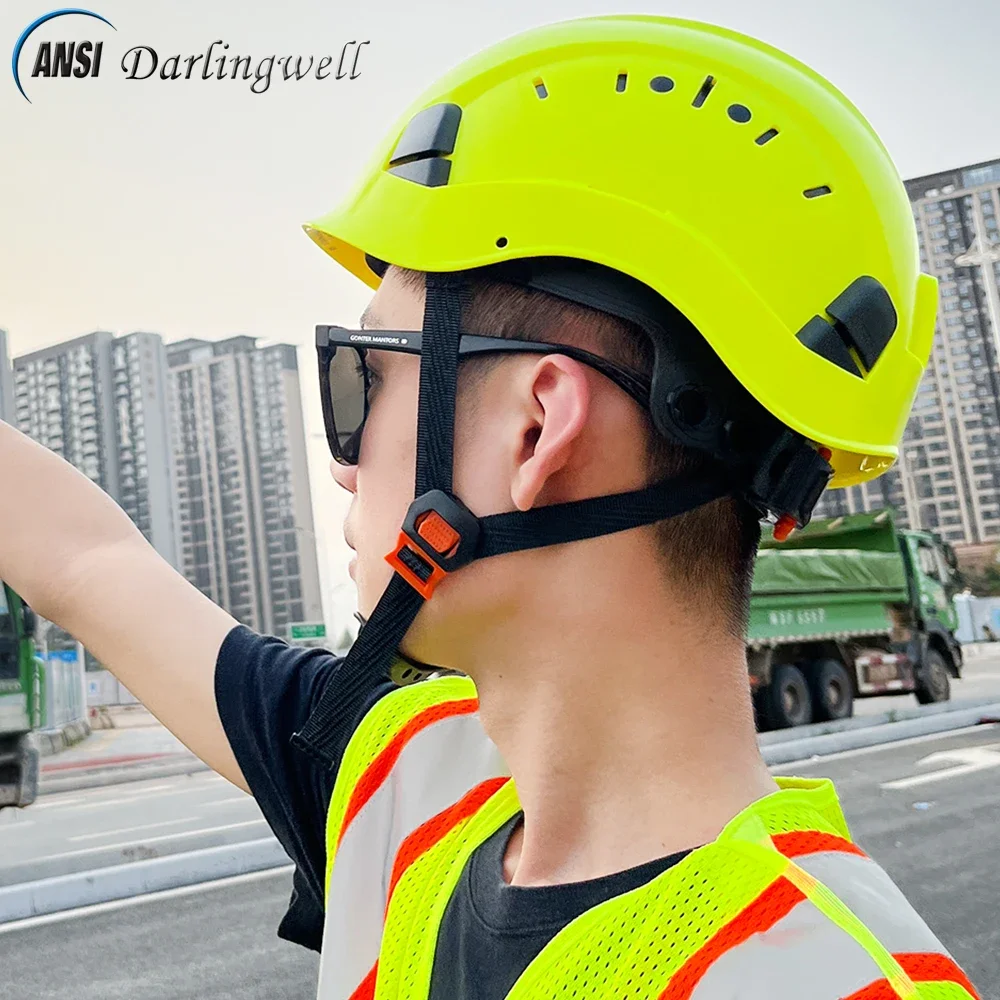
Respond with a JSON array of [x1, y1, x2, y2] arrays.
[[460, 570, 777, 887]]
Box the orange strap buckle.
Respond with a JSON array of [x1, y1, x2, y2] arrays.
[[384, 491, 479, 600]]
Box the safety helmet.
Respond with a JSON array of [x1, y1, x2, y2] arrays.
[[293, 15, 936, 757]]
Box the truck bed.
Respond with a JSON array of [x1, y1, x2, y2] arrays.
[[748, 547, 909, 646]]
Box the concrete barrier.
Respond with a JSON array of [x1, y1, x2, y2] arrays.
[[762, 701, 1000, 767], [29, 720, 92, 758], [38, 756, 210, 795], [758, 695, 1000, 746]]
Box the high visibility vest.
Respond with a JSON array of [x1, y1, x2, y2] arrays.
[[317, 676, 978, 1000]]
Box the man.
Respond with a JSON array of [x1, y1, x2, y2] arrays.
[[0, 14, 979, 1000]]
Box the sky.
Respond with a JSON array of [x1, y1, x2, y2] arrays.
[[1, 0, 999, 633]]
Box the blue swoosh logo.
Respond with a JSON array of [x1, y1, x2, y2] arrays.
[[12, 8, 116, 103]]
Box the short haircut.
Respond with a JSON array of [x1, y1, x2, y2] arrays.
[[390, 265, 762, 635]]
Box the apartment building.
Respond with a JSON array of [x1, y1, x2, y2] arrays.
[[167, 336, 323, 635], [0, 329, 16, 425], [12, 331, 179, 565], [813, 157, 1000, 544]]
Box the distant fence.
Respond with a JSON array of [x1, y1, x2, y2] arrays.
[[954, 594, 1000, 644], [85, 669, 140, 707], [38, 649, 87, 730]]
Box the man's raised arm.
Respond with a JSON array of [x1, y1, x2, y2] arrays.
[[0, 420, 248, 792]]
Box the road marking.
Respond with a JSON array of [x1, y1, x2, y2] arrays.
[[882, 745, 1000, 790], [49, 795, 160, 811], [3, 819, 269, 867], [113, 782, 177, 796], [774, 724, 1000, 770], [36, 783, 250, 814], [69, 818, 199, 842], [203, 795, 252, 807], [77, 779, 196, 800], [0, 820, 35, 834], [28, 797, 84, 810], [0, 865, 294, 935], [92, 819, 267, 853]]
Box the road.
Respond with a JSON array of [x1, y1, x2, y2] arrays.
[[789, 723, 1000, 995], [1, 724, 998, 998], [0, 869, 316, 1000], [0, 771, 270, 885], [854, 649, 1000, 716]]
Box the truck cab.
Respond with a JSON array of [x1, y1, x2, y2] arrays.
[[895, 530, 963, 703], [0, 581, 40, 808]]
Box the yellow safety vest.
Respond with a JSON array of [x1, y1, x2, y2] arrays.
[[317, 676, 978, 1000]]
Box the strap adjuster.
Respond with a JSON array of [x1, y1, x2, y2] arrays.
[[385, 490, 480, 599]]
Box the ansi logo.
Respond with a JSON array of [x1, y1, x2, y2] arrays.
[[12, 8, 116, 102]]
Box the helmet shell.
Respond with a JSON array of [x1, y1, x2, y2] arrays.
[[304, 14, 937, 488]]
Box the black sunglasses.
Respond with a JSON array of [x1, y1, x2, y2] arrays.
[[315, 324, 652, 466]]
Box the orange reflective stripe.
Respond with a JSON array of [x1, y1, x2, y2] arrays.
[[842, 981, 897, 1000], [772, 830, 866, 859], [842, 953, 980, 1000], [386, 776, 510, 911], [337, 697, 480, 847], [659, 877, 805, 1000], [895, 953, 979, 998], [347, 963, 378, 1000]]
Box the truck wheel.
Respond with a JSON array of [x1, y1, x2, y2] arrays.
[[762, 664, 813, 729], [0, 735, 37, 810], [915, 649, 951, 705], [808, 659, 854, 722], [16, 736, 39, 808]]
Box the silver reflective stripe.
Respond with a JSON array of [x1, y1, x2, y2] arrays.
[[316, 711, 507, 1000], [689, 897, 883, 1000], [797, 851, 948, 957]]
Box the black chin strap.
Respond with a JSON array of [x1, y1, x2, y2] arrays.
[[292, 277, 730, 766], [293, 273, 468, 763]]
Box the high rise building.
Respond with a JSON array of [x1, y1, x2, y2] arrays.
[[0, 329, 16, 425], [110, 332, 180, 566], [166, 336, 323, 635], [12, 331, 179, 566], [813, 156, 1000, 544]]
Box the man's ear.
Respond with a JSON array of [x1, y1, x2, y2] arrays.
[[510, 356, 591, 511]]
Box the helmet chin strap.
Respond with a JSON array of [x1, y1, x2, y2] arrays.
[[293, 274, 731, 767]]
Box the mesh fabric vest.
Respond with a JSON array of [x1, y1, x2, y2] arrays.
[[316, 676, 978, 1000]]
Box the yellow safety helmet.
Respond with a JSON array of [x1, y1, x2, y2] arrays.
[[305, 14, 935, 498], [291, 14, 940, 721]]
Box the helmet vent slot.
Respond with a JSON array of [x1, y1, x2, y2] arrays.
[[616, 72, 628, 93], [533, 78, 548, 99], [495, 237, 508, 248], [727, 103, 752, 123], [691, 75, 716, 107], [755, 128, 779, 146], [649, 75, 674, 93], [804, 185, 832, 199]]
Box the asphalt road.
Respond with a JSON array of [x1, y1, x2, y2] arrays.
[[0, 771, 271, 885], [1, 724, 998, 999], [789, 722, 1000, 996], [854, 649, 1000, 716], [0, 870, 316, 1000]]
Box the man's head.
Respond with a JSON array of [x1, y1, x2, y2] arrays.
[[332, 264, 761, 665]]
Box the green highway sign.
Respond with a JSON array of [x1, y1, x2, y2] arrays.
[[289, 622, 327, 640]]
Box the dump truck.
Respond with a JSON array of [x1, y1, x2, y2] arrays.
[[0, 581, 40, 808], [748, 508, 962, 730]]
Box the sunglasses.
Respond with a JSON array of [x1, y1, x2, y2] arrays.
[[316, 324, 653, 466]]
